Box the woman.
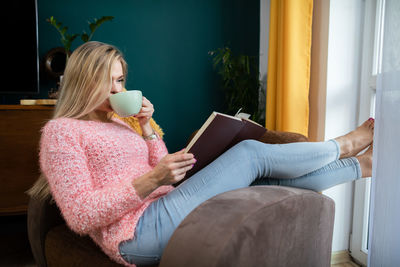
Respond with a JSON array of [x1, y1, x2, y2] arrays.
[[29, 41, 374, 266]]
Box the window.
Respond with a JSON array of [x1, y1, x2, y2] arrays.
[[350, 0, 385, 265]]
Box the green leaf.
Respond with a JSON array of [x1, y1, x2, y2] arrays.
[[61, 38, 68, 47], [69, 34, 79, 42], [90, 16, 114, 33], [84, 16, 114, 42], [97, 16, 114, 24], [81, 32, 89, 42], [89, 23, 96, 33]]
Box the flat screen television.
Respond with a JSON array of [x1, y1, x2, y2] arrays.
[[1, 0, 39, 94]]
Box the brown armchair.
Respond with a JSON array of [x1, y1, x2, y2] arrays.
[[27, 131, 335, 267]]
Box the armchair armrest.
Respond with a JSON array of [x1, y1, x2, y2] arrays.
[[257, 130, 308, 144], [160, 186, 334, 267], [27, 197, 65, 267]]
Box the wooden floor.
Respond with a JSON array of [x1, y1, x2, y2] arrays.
[[331, 250, 362, 267]]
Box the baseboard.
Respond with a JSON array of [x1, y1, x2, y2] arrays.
[[331, 250, 353, 265]]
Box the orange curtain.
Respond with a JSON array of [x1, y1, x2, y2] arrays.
[[266, 0, 313, 136]]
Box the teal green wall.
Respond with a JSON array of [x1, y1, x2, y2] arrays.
[[38, 0, 259, 151]]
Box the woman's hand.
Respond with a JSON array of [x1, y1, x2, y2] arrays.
[[132, 150, 196, 199], [135, 97, 154, 132], [152, 150, 196, 186]]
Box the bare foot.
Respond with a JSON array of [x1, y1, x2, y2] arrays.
[[356, 143, 373, 178], [335, 118, 374, 159]]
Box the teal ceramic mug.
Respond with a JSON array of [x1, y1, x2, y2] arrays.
[[109, 90, 143, 117]]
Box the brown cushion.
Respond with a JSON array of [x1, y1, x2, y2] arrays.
[[258, 130, 308, 144], [45, 224, 121, 267], [160, 186, 335, 267]]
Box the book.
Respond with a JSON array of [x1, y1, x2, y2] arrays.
[[182, 111, 267, 181]]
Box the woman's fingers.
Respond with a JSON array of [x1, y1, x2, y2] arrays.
[[170, 156, 196, 179], [135, 96, 154, 119], [170, 149, 193, 159], [136, 107, 153, 117], [171, 158, 196, 169], [165, 152, 195, 177], [141, 97, 153, 110], [172, 173, 186, 183], [156, 150, 196, 184], [165, 153, 195, 170], [176, 164, 195, 175], [173, 149, 186, 154]]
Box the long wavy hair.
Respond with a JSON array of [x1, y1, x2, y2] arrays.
[[27, 41, 127, 200]]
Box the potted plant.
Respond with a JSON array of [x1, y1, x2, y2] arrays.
[[47, 16, 114, 60], [44, 16, 114, 98], [209, 46, 265, 124]]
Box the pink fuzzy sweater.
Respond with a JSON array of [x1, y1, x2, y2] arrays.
[[39, 117, 173, 266]]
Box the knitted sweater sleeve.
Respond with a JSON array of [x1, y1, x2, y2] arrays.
[[40, 121, 144, 234], [144, 132, 168, 167]]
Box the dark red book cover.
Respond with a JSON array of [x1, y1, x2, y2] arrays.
[[228, 119, 267, 148], [181, 112, 267, 182]]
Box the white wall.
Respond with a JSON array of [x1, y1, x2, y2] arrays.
[[323, 0, 364, 252], [260, 0, 365, 252]]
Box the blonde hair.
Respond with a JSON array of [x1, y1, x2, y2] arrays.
[[27, 41, 127, 200]]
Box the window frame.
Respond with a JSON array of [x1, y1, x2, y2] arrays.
[[350, 0, 385, 265]]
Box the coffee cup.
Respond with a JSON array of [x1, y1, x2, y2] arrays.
[[109, 90, 143, 117]]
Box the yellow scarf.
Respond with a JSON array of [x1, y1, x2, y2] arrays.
[[112, 113, 164, 139], [111, 88, 164, 138]]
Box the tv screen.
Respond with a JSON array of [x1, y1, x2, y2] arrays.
[[1, 0, 39, 94]]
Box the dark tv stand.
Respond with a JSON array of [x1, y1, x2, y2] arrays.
[[0, 105, 53, 215]]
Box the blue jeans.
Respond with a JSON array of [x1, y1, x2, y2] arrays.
[[119, 140, 361, 265]]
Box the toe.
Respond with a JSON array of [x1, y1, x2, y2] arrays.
[[367, 118, 375, 128]]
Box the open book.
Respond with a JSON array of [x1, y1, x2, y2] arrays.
[[182, 111, 267, 182]]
